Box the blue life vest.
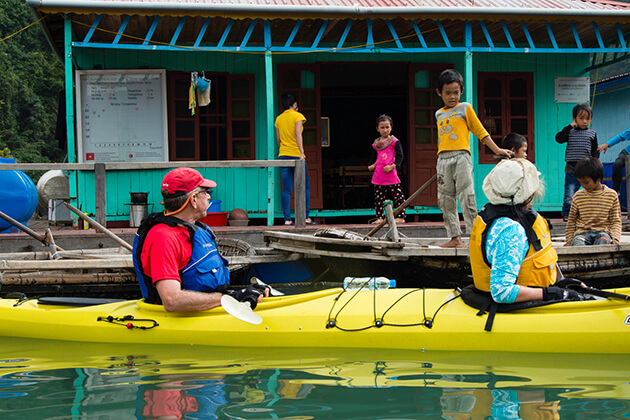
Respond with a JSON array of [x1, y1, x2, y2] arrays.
[[133, 213, 230, 304]]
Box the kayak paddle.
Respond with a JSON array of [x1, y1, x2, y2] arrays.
[[220, 294, 262, 325], [568, 284, 630, 302]]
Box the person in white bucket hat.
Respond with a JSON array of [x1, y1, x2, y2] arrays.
[[469, 159, 584, 304]]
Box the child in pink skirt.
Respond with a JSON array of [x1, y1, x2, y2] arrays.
[[368, 115, 406, 224]]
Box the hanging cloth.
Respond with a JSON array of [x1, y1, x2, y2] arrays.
[[197, 72, 211, 107], [188, 72, 197, 116]]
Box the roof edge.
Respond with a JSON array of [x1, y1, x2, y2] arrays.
[[24, 0, 630, 21]]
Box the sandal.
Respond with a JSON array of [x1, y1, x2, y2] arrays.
[[284, 220, 294, 226], [305, 219, 318, 225]]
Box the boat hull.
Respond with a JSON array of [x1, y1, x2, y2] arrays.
[[1, 287, 629, 353]]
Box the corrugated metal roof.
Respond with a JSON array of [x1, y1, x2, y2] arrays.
[[25, 0, 630, 20]]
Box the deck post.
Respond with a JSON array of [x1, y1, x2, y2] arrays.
[[94, 163, 106, 226], [294, 160, 306, 228], [63, 15, 78, 216], [264, 30, 276, 226]]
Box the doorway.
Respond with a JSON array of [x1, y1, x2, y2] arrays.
[[320, 62, 408, 211]]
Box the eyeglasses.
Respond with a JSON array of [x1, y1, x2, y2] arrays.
[[193, 189, 212, 199]]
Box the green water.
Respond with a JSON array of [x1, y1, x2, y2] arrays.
[[0, 338, 628, 419]]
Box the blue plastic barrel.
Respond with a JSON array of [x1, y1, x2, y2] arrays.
[[0, 158, 38, 233]]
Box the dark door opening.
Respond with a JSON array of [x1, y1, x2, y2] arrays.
[[320, 62, 408, 211]]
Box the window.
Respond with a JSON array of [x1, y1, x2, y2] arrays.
[[477, 73, 535, 163], [168, 72, 254, 161]]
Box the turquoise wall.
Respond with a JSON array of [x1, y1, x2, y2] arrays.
[[72, 49, 589, 220]]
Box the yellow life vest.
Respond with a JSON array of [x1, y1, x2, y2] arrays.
[[470, 210, 557, 293]]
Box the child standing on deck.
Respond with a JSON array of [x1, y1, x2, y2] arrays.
[[435, 69, 511, 248], [368, 115, 406, 224], [555, 103, 599, 221], [565, 157, 621, 246]]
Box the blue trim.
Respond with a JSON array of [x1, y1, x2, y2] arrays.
[[412, 21, 428, 48], [545, 22, 558, 49], [480, 21, 494, 48], [337, 20, 352, 49], [217, 19, 233, 48], [241, 18, 258, 48], [367, 19, 374, 49], [83, 14, 102, 43], [593, 21, 605, 49], [465, 20, 472, 49], [170, 16, 187, 45], [285, 19, 301, 48], [194, 17, 211, 47], [521, 22, 535, 49], [436, 20, 451, 48], [501, 21, 515, 48], [312, 19, 328, 49], [70, 41, 630, 54], [113, 15, 130, 44], [570, 22, 583, 48], [143, 16, 161, 46], [386, 19, 403, 49], [263, 20, 271, 49], [616, 23, 627, 48]]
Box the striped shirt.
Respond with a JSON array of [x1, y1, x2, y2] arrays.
[[555, 125, 599, 163], [565, 184, 621, 244]]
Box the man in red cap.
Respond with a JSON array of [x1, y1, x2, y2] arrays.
[[133, 167, 266, 312]]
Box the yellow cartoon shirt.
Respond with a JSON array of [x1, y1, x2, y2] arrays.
[[435, 102, 490, 155]]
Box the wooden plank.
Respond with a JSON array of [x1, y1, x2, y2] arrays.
[[0, 258, 134, 271], [94, 162, 106, 226]]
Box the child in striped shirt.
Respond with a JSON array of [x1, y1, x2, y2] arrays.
[[565, 157, 621, 246], [555, 103, 599, 221]]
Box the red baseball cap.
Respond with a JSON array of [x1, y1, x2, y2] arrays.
[[161, 167, 217, 197]]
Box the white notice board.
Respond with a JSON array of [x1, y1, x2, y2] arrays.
[[76, 69, 168, 163], [554, 77, 590, 103]]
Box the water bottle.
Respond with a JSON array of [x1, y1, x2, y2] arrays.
[[343, 277, 396, 291]]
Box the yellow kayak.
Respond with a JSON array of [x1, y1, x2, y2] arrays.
[[1, 287, 629, 353]]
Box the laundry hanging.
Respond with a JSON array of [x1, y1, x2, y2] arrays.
[[196, 71, 211, 107]]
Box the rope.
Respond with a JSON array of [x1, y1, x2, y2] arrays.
[[97, 315, 159, 330], [327, 287, 461, 332], [0, 16, 46, 43]]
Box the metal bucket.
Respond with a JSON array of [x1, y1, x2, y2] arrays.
[[129, 204, 148, 227]]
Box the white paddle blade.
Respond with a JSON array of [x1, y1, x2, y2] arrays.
[[220, 294, 262, 325], [250, 277, 285, 296]]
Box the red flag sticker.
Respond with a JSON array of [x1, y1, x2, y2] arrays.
[[86, 153, 95, 161]]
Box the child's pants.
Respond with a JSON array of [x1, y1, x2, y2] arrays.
[[571, 230, 612, 246], [373, 183, 406, 219], [436, 151, 477, 238]]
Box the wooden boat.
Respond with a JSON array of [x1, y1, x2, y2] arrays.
[[0, 286, 628, 353], [264, 228, 630, 289]]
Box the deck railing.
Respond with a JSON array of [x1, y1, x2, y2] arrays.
[[0, 160, 308, 228]]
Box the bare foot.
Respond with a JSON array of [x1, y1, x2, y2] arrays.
[[371, 219, 384, 225], [284, 220, 293, 226], [440, 237, 464, 248], [395, 218, 405, 224]]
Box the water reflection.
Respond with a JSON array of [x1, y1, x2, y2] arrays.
[[0, 338, 628, 419]]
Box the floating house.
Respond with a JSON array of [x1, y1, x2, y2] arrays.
[[27, 0, 630, 225]]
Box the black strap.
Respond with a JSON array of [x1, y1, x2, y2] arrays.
[[478, 204, 542, 267]]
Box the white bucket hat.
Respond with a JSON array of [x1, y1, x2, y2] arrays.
[[483, 158, 541, 205]]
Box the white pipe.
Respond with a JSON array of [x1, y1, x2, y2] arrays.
[[24, 0, 630, 19]]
